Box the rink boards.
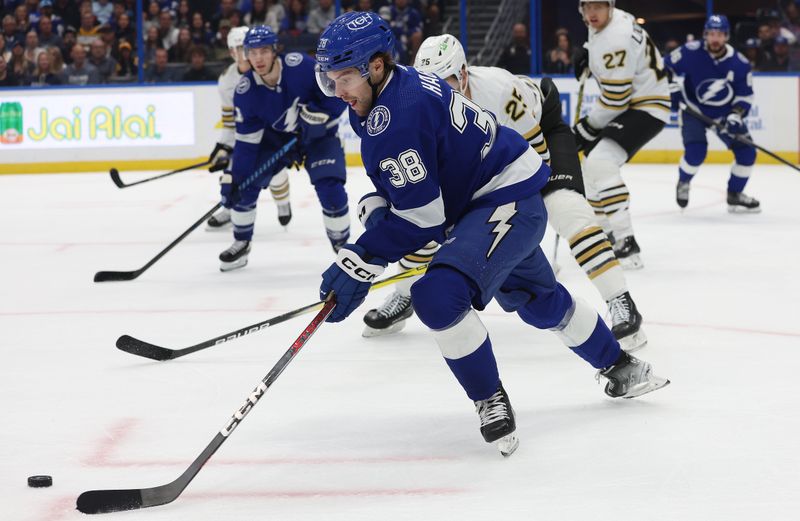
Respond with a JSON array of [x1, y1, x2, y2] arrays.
[[0, 74, 797, 174]]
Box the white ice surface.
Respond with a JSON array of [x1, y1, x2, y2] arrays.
[[2, 163, 799, 521]]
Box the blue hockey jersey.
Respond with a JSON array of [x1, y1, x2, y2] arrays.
[[352, 65, 550, 262], [232, 52, 347, 180], [664, 41, 754, 119]]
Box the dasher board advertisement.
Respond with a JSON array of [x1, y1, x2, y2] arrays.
[[0, 91, 195, 149]]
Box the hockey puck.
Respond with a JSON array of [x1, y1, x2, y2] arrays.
[[27, 475, 52, 488]]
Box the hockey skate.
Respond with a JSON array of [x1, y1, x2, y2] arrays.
[[219, 240, 251, 272], [206, 208, 232, 231], [727, 191, 761, 214], [608, 292, 647, 352], [676, 181, 690, 209], [362, 291, 414, 337], [277, 202, 292, 226], [475, 383, 519, 457], [613, 236, 643, 270], [597, 352, 669, 399]]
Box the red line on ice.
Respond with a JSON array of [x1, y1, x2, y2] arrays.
[[31, 495, 75, 521], [82, 418, 139, 466]]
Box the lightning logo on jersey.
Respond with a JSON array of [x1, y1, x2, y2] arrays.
[[486, 202, 517, 259]]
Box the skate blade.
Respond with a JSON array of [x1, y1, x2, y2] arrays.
[[727, 205, 761, 214], [622, 376, 670, 399], [362, 319, 407, 338], [619, 329, 648, 353], [497, 434, 519, 457], [618, 254, 644, 270], [220, 256, 249, 272]]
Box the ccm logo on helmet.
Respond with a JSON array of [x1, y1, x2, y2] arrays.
[[346, 14, 373, 31]]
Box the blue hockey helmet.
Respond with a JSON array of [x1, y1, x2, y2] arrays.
[[315, 12, 394, 96], [244, 25, 278, 53], [704, 14, 730, 35]]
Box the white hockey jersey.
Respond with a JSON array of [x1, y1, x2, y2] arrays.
[[585, 8, 671, 129], [217, 63, 242, 148], [467, 66, 550, 162]]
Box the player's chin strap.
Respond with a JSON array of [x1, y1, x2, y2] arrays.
[[366, 63, 393, 112]]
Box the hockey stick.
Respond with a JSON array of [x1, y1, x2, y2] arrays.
[[94, 138, 299, 283], [76, 298, 336, 514], [574, 68, 590, 126], [116, 264, 428, 361], [681, 104, 800, 173], [109, 160, 213, 189]]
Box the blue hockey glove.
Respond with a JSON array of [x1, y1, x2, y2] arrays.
[[572, 116, 601, 153], [298, 103, 330, 144], [357, 192, 389, 231], [219, 172, 238, 208], [724, 110, 746, 135], [320, 244, 387, 323]]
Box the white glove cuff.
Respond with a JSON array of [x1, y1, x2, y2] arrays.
[[357, 193, 389, 227], [335, 248, 385, 282]]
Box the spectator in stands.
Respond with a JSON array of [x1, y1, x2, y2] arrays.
[[62, 41, 99, 83], [544, 27, 572, 74], [3, 15, 24, 49], [23, 29, 43, 63], [88, 37, 114, 80], [389, 0, 422, 64], [110, 1, 126, 24], [168, 26, 192, 61], [113, 39, 135, 78], [498, 22, 530, 75], [143, 24, 160, 63], [307, 0, 333, 34], [663, 37, 680, 54], [0, 53, 21, 86], [181, 44, 213, 80], [210, 18, 231, 60], [189, 11, 212, 45], [92, 0, 112, 25], [8, 41, 33, 78], [280, 0, 308, 37], [741, 37, 760, 68], [27, 48, 62, 84], [0, 34, 8, 62], [783, 0, 800, 40], [61, 25, 76, 62], [77, 10, 100, 47], [144, 1, 160, 32], [762, 35, 791, 71], [175, 0, 191, 27], [422, 3, 441, 40], [47, 44, 64, 72], [244, 0, 268, 26], [31, 0, 63, 35], [113, 12, 133, 42], [36, 15, 63, 48], [145, 46, 174, 82], [228, 8, 242, 28], [14, 5, 30, 34], [54, 0, 79, 31], [211, 0, 235, 33], [158, 9, 178, 50], [759, 7, 797, 45], [266, 0, 286, 31]]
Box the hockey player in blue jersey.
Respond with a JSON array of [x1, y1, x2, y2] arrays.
[[219, 25, 351, 271], [314, 12, 669, 455], [664, 14, 761, 213]]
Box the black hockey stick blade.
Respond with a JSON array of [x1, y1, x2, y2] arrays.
[[108, 160, 212, 189], [114, 265, 428, 361], [93, 269, 142, 282], [77, 301, 336, 514]]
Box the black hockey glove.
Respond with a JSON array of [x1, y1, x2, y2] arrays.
[[208, 143, 233, 172], [572, 116, 601, 153], [573, 46, 589, 81]]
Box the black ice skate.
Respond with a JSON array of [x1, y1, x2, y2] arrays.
[[362, 291, 414, 337], [219, 240, 251, 272], [475, 383, 519, 457], [676, 181, 690, 209], [727, 191, 761, 214], [277, 202, 292, 226], [597, 352, 670, 399], [206, 208, 231, 231], [608, 292, 647, 352], [613, 235, 643, 270]]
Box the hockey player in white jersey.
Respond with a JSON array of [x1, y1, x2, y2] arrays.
[[382, 34, 645, 351], [205, 25, 292, 231], [572, 1, 671, 269]]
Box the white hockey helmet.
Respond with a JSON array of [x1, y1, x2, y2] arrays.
[[578, 0, 615, 16], [227, 26, 249, 50], [414, 34, 467, 86]]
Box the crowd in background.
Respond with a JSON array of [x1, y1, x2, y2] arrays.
[[0, 0, 443, 86], [4, 1, 800, 88]]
